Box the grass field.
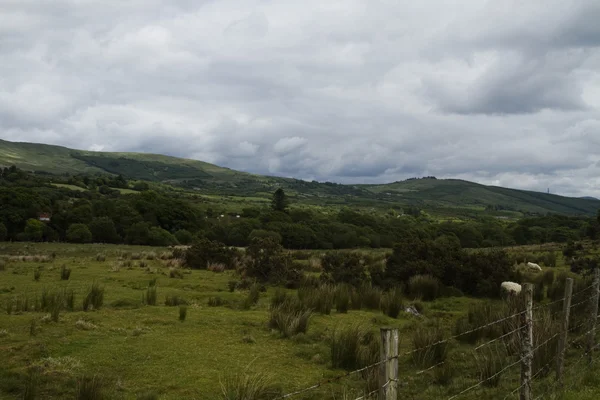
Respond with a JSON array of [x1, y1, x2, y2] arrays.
[[1, 242, 600, 400]]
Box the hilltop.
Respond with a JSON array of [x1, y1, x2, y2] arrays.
[[1, 138, 599, 216]]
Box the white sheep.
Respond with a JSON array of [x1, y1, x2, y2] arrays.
[[527, 262, 542, 272], [501, 281, 522, 296]]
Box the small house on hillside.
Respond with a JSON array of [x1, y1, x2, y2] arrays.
[[38, 213, 51, 222]]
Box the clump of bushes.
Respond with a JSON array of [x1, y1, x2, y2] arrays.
[[185, 238, 239, 270]]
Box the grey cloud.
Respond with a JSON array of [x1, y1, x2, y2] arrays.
[[1, 0, 600, 197]]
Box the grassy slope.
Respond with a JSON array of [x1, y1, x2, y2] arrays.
[[1, 243, 600, 399], [2, 139, 600, 215]]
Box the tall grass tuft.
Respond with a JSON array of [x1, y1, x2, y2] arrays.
[[268, 297, 311, 338], [143, 286, 157, 306], [242, 283, 261, 310], [477, 345, 507, 387], [381, 287, 404, 318], [208, 297, 226, 307], [76, 375, 105, 400], [411, 323, 448, 368], [33, 269, 42, 282], [270, 288, 288, 309], [359, 285, 382, 310], [408, 274, 440, 301], [179, 306, 187, 322], [533, 309, 559, 377], [298, 285, 334, 315], [23, 367, 41, 400], [165, 295, 187, 306], [350, 287, 362, 310], [60, 265, 71, 280], [83, 283, 105, 311], [219, 371, 281, 400], [64, 289, 75, 311], [331, 324, 379, 371], [433, 362, 454, 386], [334, 284, 350, 314]]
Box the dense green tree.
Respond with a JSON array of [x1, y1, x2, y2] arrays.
[[174, 229, 194, 245], [147, 227, 178, 246], [184, 238, 238, 269], [244, 237, 293, 283], [89, 217, 121, 243], [125, 222, 151, 245], [321, 252, 368, 287], [0, 222, 7, 241], [248, 229, 282, 244], [23, 219, 45, 241], [271, 188, 289, 213], [66, 223, 93, 243]]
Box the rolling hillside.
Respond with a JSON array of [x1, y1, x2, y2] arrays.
[[1, 138, 599, 216]]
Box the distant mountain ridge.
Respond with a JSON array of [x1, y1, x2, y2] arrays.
[[1, 138, 599, 216]]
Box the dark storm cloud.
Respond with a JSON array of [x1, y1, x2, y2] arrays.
[[1, 0, 599, 197]]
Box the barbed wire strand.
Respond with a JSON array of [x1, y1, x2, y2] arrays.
[[474, 325, 526, 351]]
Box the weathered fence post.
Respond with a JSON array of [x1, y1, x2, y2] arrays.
[[556, 277, 573, 385], [587, 269, 600, 363], [520, 283, 533, 400], [379, 327, 398, 400]]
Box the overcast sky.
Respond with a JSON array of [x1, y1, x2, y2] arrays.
[[1, 0, 600, 197]]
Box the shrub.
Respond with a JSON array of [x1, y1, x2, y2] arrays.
[[60, 265, 71, 280], [242, 284, 261, 310], [76, 375, 105, 400], [381, 287, 404, 318], [179, 306, 187, 322], [408, 274, 441, 301], [228, 280, 237, 292], [33, 269, 42, 282], [244, 238, 293, 284], [331, 324, 379, 371], [83, 283, 105, 311], [411, 323, 448, 368], [95, 254, 106, 262], [165, 295, 187, 306], [185, 238, 238, 269], [268, 301, 312, 338], [143, 286, 157, 306], [219, 371, 281, 400], [334, 284, 350, 314]]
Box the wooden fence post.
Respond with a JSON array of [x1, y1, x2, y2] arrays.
[[587, 269, 600, 363], [379, 327, 399, 400], [520, 283, 533, 400], [556, 277, 573, 385]]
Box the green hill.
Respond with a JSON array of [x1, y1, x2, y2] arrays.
[[1, 138, 599, 216]]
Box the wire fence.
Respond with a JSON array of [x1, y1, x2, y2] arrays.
[[269, 274, 600, 400]]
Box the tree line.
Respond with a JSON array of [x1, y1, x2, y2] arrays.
[[1, 166, 599, 249]]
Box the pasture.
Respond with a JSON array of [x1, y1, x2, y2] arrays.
[[1, 242, 600, 399]]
